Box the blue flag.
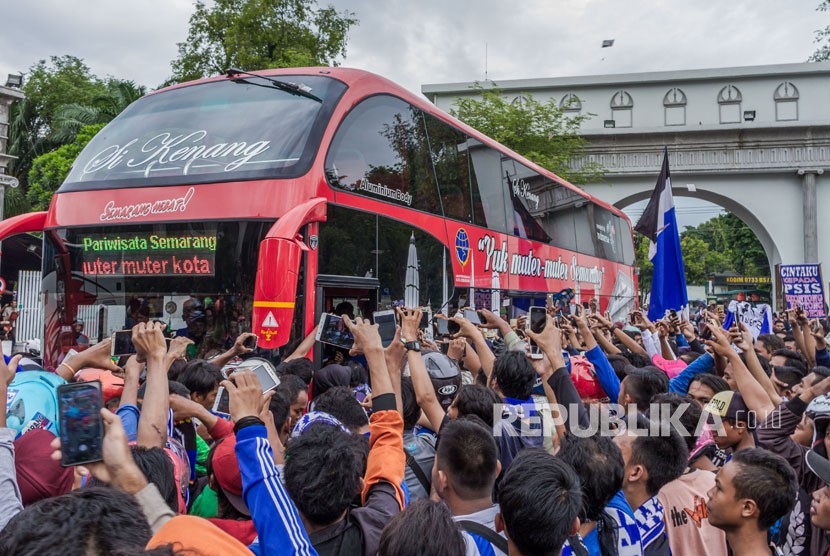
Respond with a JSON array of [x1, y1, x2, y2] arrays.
[[634, 148, 688, 321]]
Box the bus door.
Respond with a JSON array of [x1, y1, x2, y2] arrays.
[[314, 274, 380, 366]]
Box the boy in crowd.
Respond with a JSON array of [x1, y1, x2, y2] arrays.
[[496, 449, 582, 556], [433, 417, 506, 556], [707, 448, 797, 556]]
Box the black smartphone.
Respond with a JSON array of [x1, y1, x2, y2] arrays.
[[373, 310, 397, 348], [435, 318, 460, 336], [669, 309, 678, 320], [58, 381, 104, 467], [463, 309, 482, 325], [111, 330, 136, 357], [316, 313, 355, 349], [528, 307, 546, 360], [440, 342, 450, 355], [529, 306, 547, 334], [419, 310, 430, 330], [242, 334, 258, 350]]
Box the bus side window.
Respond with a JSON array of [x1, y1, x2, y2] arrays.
[[619, 217, 636, 266], [466, 140, 510, 234], [325, 95, 442, 216], [423, 113, 474, 224], [501, 159, 551, 243]]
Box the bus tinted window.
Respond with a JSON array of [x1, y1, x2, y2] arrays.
[[422, 114, 475, 223], [42, 221, 272, 359], [619, 217, 636, 266], [501, 159, 552, 243], [574, 205, 597, 257], [467, 140, 509, 233], [319, 205, 453, 307], [537, 180, 585, 252], [590, 206, 622, 262], [325, 96, 441, 215], [61, 76, 346, 191]]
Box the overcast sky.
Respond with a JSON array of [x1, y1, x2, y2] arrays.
[[0, 0, 825, 227], [2, 0, 823, 98]]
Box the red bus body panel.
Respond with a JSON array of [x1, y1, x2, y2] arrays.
[[18, 67, 636, 354], [0, 212, 48, 242], [252, 198, 327, 349]]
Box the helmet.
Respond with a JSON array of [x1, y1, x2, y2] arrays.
[[24, 339, 40, 357], [75, 369, 125, 404], [421, 351, 461, 410]]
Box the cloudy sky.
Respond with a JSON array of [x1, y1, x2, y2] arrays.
[[1, 0, 826, 227], [2, 0, 824, 98]]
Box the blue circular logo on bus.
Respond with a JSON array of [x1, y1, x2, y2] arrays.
[[455, 228, 470, 266]]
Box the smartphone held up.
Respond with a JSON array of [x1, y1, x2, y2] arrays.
[[58, 381, 104, 467]]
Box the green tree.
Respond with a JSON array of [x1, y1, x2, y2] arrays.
[[51, 79, 146, 143], [682, 213, 768, 276], [635, 212, 769, 298], [635, 234, 653, 296], [8, 56, 106, 195], [26, 124, 104, 211], [451, 87, 603, 184], [809, 1, 830, 61], [168, 0, 358, 84]]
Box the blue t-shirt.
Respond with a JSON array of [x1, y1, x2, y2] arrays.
[[116, 404, 140, 443]]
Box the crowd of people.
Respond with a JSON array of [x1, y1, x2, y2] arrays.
[[1, 298, 830, 556]]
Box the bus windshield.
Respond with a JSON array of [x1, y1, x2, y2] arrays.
[[60, 75, 347, 191], [42, 221, 276, 360]]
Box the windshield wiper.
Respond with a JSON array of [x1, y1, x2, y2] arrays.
[[225, 67, 322, 103]]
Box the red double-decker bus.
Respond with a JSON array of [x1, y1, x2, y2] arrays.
[[0, 68, 636, 367]]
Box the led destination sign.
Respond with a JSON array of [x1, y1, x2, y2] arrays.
[[80, 231, 217, 277]]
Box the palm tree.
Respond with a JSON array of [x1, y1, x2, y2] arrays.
[[50, 80, 146, 143]]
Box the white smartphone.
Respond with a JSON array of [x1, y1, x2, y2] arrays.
[[213, 358, 280, 416], [315, 313, 355, 349]]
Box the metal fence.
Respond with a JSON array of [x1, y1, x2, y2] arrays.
[[16, 270, 42, 343]]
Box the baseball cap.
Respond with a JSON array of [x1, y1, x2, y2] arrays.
[[807, 449, 830, 485], [211, 436, 249, 516], [187, 310, 206, 324], [704, 390, 754, 428]]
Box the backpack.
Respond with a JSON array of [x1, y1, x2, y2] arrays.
[[5, 371, 66, 438]]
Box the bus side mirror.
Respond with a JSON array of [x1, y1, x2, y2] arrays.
[[252, 235, 307, 349]]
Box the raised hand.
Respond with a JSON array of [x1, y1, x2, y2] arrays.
[[132, 322, 167, 363], [50, 409, 147, 494], [398, 307, 422, 342], [222, 371, 273, 422], [704, 321, 734, 357], [527, 314, 563, 356], [343, 315, 384, 355]]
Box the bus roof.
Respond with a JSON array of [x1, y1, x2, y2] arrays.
[[153, 67, 632, 226]]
